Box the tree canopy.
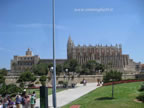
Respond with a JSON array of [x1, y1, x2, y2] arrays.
[[0, 74, 5, 84], [39, 75, 47, 86], [33, 63, 48, 76], [85, 60, 105, 74], [103, 70, 122, 83], [0, 68, 8, 76], [17, 71, 36, 83], [63, 59, 78, 72], [0, 83, 22, 97], [56, 64, 63, 75]]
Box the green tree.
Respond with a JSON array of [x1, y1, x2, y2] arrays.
[[33, 63, 48, 76], [81, 67, 90, 75], [103, 70, 122, 83], [56, 64, 63, 75], [47, 63, 53, 70], [95, 64, 105, 73], [0, 84, 22, 97], [63, 60, 70, 71], [0, 74, 5, 84], [69, 59, 78, 72], [39, 75, 47, 86], [63, 59, 78, 72], [0, 68, 8, 76], [86, 60, 97, 74], [76, 65, 82, 74], [85, 60, 105, 75], [17, 71, 36, 87]]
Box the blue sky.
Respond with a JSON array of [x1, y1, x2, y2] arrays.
[[0, 0, 144, 69]]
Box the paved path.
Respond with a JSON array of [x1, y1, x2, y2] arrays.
[[35, 83, 100, 108]]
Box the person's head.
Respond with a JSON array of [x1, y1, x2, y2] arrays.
[[7, 96, 10, 99], [33, 91, 35, 94], [26, 95, 29, 98], [17, 95, 20, 98], [9, 98, 11, 102], [0, 95, 2, 98]]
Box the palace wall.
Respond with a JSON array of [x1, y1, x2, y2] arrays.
[[5, 74, 136, 85]]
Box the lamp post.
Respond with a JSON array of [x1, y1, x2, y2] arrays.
[[65, 69, 68, 74], [65, 69, 69, 88], [110, 79, 114, 99], [65, 68, 68, 78], [50, 67, 54, 72], [50, 67, 54, 79], [52, 0, 57, 107]]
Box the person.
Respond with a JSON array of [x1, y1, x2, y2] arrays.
[[83, 79, 87, 86], [7, 96, 10, 103], [0, 95, 3, 105], [25, 95, 30, 108], [3, 98, 8, 108], [30, 94, 35, 108], [0, 95, 3, 108], [32, 91, 36, 98], [33, 91, 36, 105], [97, 79, 100, 86], [16, 95, 21, 108], [0, 103, 3, 108], [21, 95, 26, 108], [8, 99, 14, 108]]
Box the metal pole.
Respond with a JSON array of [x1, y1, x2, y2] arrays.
[[112, 80, 114, 98], [52, 0, 57, 107]]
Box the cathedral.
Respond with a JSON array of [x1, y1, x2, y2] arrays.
[[10, 37, 141, 75], [67, 36, 140, 73]]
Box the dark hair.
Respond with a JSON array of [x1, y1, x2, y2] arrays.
[[33, 91, 35, 94]]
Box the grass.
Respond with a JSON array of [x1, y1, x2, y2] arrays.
[[26, 88, 65, 98], [62, 82, 144, 108]]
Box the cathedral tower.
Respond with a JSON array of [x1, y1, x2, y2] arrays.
[[67, 36, 74, 59]]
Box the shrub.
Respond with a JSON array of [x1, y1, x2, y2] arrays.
[[0, 75, 5, 84], [33, 63, 48, 76], [19, 82, 24, 88], [103, 70, 122, 83], [137, 92, 144, 102], [40, 75, 47, 86], [139, 83, 144, 92], [63, 81, 68, 88], [17, 71, 36, 83], [0, 84, 22, 97], [58, 81, 64, 85], [0, 68, 8, 76]]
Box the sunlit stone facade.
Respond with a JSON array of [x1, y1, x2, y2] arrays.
[[67, 36, 140, 73], [10, 48, 40, 75]]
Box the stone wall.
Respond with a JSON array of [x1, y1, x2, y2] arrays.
[[5, 74, 136, 85]]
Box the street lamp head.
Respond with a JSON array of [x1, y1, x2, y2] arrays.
[[65, 68, 68, 72], [50, 67, 54, 71]]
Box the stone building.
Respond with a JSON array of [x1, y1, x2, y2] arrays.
[[10, 48, 40, 75], [10, 37, 141, 75], [140, 64, 144, 73], [10, 49, 66, 75], [39, 59, 66, 65], [67, 36, 140, 73]]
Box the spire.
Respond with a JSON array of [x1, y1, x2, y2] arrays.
[[67, 35, 75, 48], [26, 48, 32, 56], [68, 35, 72, 43]]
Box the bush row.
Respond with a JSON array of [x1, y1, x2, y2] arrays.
[[103, 79, 144, 86]]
